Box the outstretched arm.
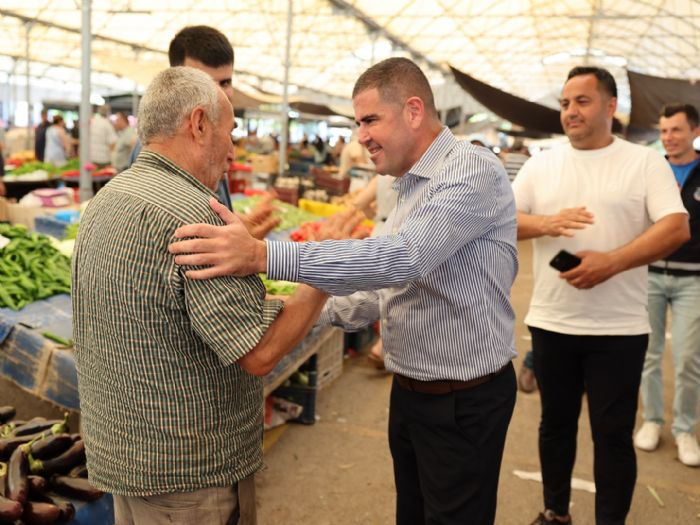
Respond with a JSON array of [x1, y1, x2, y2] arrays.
[[517, 207, 594, 240], [560, 212, 689, 289]]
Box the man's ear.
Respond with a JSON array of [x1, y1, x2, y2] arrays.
[[404, 96, 425, 130], [189, 107, 208, 144], [606, 96, 617, 118]]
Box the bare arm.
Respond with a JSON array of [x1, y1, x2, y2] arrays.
[[351, 175, 378, 219], [561, 212, 690, 289], [238, 284, 328, 376], [517, 207, 594, 240]]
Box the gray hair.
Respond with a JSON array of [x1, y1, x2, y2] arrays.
[[138, 66, 221, 144]]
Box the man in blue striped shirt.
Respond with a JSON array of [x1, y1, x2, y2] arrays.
[[171, 57, 518, 525]]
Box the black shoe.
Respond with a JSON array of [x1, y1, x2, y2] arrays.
[[529, 510, 572, 525]]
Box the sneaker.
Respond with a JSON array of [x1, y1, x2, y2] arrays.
[[529, 510, 572, 525], [676, 432, 700, 467], [634, 422, 661, 451], [518, 363, 538, 393]]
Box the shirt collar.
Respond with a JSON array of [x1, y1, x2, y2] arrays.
[[135, 150, 219, 198], [405, 126, 456, 180]]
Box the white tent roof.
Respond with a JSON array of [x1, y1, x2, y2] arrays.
[[2, 0, 699, 107]]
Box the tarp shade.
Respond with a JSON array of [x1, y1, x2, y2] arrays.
[[628, 70, 700, 141], [451, 65, 624, 138], [450, 65, 562, 135]]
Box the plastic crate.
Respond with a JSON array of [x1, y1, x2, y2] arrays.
[[272, 370, 317, 425], [316, 328, 345, 390], [273, 186, 299, 206]]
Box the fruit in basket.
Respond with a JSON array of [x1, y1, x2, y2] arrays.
[[0, 494, 23, 521], [21, 500, 61, 524], [7, 447, 29, 504], [29, 436, 74, 461], [29, 440, 85, 476], [50, 475, 104, 502], [0, 407, 16, 425]]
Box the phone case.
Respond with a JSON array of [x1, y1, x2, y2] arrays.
[[549, 250, 581, 272]]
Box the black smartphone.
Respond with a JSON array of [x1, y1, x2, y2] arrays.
[[549, 250, 581, 272]]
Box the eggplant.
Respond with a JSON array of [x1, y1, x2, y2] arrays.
[[50, 475, 103, 502], [21, 501, 60, 525], [0, 423, 18, 439], [0, 408, 16, 425], [68, 435, 80, 443], [29, 437, 73, 461], [66, 465, 87, 479], [6, 448, 28, 504], [13, 418, 65, 439], [0, 435, 44, 462], [32, 493, 74, 523], [29, 442, 85, 477], [1, 461, 7, 497], [27, 476, 46, 497], [0, 494, 23, 521]]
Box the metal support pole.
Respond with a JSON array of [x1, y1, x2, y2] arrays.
[[131, 51, 139, 117], [278, 0, 293, 180], [24, 22, 32, 150], [79, 0, 93, 202]]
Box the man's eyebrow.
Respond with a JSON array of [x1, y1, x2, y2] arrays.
[[355, 113, 379, 125]]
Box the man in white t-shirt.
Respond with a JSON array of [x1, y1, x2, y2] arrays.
[[89, 105, 117, 167], [512, 67, 689, 525]]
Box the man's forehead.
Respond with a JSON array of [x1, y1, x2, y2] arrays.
[[660, 113, 693, 129]]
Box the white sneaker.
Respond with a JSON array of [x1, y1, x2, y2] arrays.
[[634, 422, 661, 451], [676, 433, 700, 467]]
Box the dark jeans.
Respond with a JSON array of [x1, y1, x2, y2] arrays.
[[530, 327, 648, 525], [389, 362, 516, 525]]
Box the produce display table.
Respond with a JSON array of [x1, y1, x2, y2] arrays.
[[1, 178, 61, 200], [0, 294, 340, 412]]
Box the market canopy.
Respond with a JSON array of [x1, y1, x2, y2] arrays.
[[2, 1, 699, 113], [628, 70, 700, 140], [450, 65, 563, 136]]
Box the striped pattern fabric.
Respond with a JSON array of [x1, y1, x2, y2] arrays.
[[269, 127, 518, 381], [72, 151, 282, 496]]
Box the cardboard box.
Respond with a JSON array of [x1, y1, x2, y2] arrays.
[[7, 203, 54, 229], [0, 197, 9, 222], [251, 154, 279, 174]]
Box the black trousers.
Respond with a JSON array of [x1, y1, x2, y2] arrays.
[[388, 362, 516, 525], [530, 327, 648, 525]]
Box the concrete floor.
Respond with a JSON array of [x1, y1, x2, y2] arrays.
[[1, 240, 698, 524], [256, 240, 700, 524]]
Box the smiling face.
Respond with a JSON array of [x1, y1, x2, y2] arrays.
[[559, 74, 616, 150], [660, 111, 700, 165], [353, 88, 418, 177]]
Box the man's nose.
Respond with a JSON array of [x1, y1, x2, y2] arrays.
[[358, 128, 370, 146]]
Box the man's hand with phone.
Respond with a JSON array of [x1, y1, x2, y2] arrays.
[[557, 250, 624, 290]]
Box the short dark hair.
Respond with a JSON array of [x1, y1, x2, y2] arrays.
[[566, 66, 617, 99], [352, 57, 437, 116], [661, 102, 699, 128], [168, 26, 234, 68]]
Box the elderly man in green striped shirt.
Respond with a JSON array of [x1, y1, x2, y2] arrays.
[[71, 66, 328, 525]]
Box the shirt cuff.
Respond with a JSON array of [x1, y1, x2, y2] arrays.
[[266, 240, 300, 282], [315, 304, 333, 328]]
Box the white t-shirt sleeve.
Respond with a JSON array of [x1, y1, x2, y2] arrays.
[[511, 155, 537, 213], [644, 149, 688, 222]]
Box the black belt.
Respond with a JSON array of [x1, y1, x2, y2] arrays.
[[649, 266, 700, 277], [395, 362, 511, 395]]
